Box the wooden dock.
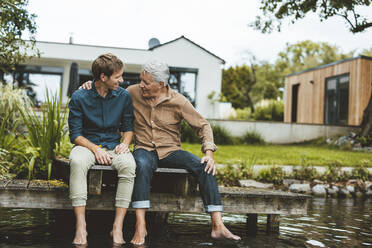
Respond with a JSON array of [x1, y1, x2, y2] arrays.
[[0, 178, 310, 232]]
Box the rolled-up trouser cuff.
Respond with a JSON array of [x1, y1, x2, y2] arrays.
[[131, 200, 150, 209], [72, 198, 86, 207], [115, 199, 130, 208], [206, 205, 223, 213]]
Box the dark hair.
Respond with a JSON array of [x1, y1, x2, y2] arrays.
[[91, 53, 123, 80]]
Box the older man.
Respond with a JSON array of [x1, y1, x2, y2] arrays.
[[82, 60, 240, 245], [68, 53, 136, 245]]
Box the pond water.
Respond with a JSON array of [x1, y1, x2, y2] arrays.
[[0, 198, 372, 248]]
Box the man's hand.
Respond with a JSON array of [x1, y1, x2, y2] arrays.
[[114, 143, 130, 154], [94, 147, 112, 165], [201, 151, 216, 176], [79, 81, 93, 90]]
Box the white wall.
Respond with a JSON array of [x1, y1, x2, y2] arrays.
[[25, 39, 224, 117], [207, 120, 358, 144]]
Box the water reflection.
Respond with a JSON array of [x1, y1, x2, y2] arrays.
[[0, 198, 371, 247]]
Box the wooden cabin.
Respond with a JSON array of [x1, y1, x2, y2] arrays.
[[284, 56, 372, 126]]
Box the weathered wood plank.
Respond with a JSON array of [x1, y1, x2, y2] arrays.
[[0, 182, 309, 215], [6, 179, 29, 189]]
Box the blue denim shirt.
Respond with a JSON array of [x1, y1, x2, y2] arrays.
[[68, 81, 134, 150]]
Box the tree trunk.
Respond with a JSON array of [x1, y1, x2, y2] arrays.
[[361, 94, 372, 137]]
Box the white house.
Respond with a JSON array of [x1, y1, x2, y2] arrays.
[[6, 36, 226, 118]]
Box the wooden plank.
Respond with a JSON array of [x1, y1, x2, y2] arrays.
[[29, 180, 51, 191], [6, 179, 29, 189], [0, 182, 309, 215], [0, 179, 9, 188]]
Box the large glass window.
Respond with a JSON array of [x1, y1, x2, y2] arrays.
[[77, 70, 140, 89], [4, 65, 63, 106], [169, 68, 198, 105], [324, 74, 349, 125]]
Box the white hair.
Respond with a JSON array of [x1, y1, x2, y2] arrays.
[[142, 60, 170, 86]]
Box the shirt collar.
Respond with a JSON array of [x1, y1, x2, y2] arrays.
[[91, 80, 118, 98]]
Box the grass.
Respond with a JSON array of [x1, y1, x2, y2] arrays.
[[181, 143, 372, 167]]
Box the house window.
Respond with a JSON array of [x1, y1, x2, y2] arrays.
[[324, 74, 349, 125], [77, 69, 140, 89], [4, 65, 63, 106], [169, 67, 198, 105]]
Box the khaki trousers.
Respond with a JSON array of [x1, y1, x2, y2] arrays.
[[69, 146, 136, 208]]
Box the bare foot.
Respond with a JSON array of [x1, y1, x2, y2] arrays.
[[72, 226, 88, 245], [110, 230, 125, 245], [130, 223, 147, 245], [211, 224, 241, 241]]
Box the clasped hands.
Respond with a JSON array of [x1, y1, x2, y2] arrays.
[[94, 143, 129, 165]]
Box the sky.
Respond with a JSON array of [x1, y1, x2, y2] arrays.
[[27, 0, 372, 67]]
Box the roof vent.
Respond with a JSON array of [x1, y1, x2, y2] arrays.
[[148, 38, 160, 49]]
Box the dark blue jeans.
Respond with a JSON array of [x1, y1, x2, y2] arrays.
[[131, 149, 223, 213]]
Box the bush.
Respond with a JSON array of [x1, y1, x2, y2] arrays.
[[216, 158, 255, 186], [228, 107, 252, 120], [252, 100, 284, 121], [19, 90, 68, 179], [211, 124, 235, 145], [180, 121, 200, 143], [240, 130, 265, 145], [255, 166, 284, 185], [291, 153, 319, 181], [351, 160, 371, 181]]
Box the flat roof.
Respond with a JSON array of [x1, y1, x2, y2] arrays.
[[286, 55, 372, 77]]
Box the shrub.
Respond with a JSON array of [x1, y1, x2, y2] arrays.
[[351, 160, 371, 181], [252, 100, 284, 121], [216, 158, 255, 186], [19, 90, 68, 179], [255, 166, 284, 185], [180, 121, 200, 143], [322, 160, 343, 183], [211, 124, 235, 145], [228, 107, 252, 120], [291, 153, 319, 181], [240, 130, 265, 145]]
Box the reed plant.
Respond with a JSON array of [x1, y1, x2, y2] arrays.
[[19, 90, 68, 179]]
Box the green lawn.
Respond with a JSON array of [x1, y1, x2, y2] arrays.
[[181, 143, 372, 167]]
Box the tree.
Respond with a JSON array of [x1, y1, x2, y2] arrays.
[[251, 0, 372, 34], [0, 0, 38, 74], [222, 64, 257, 112]]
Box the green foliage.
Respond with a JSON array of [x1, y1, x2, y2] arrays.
[[0, 0, 39, 73], [19, 90, 68, 179], [255, 166, 284, 185], [211, 124, 235, 145], [54, 133, 74, 159], [228, 107, 252, 120], [251, 0, 372, 34], [240, 131, 265, 145], [291, 154, 319, 181], [180, 121, 200, 144], [252, 100, 284, 121], [222, 65, 256, 111], [323, 160, 343, 183], [216, 157, 255, 186], [351, 160, 371, 181]]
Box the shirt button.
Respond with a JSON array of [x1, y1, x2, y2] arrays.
[[152, 107, 155, 110], [151, 120, 154, 123]]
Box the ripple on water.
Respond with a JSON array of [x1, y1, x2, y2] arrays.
[[306, 240, 326, 247]]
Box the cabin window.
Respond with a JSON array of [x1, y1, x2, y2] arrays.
[[169, 67, 198, 106], [4, 65, 63, 106], [324, 74, 349, 125]]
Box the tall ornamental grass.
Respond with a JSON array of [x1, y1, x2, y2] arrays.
[[19, 90, 68, 179]]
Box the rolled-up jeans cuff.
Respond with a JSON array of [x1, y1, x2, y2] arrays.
[[131, 200, 150, 208], [72, 198, 86, 207], [115, 200, 130, 208], [206, 205, 223, 213]]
